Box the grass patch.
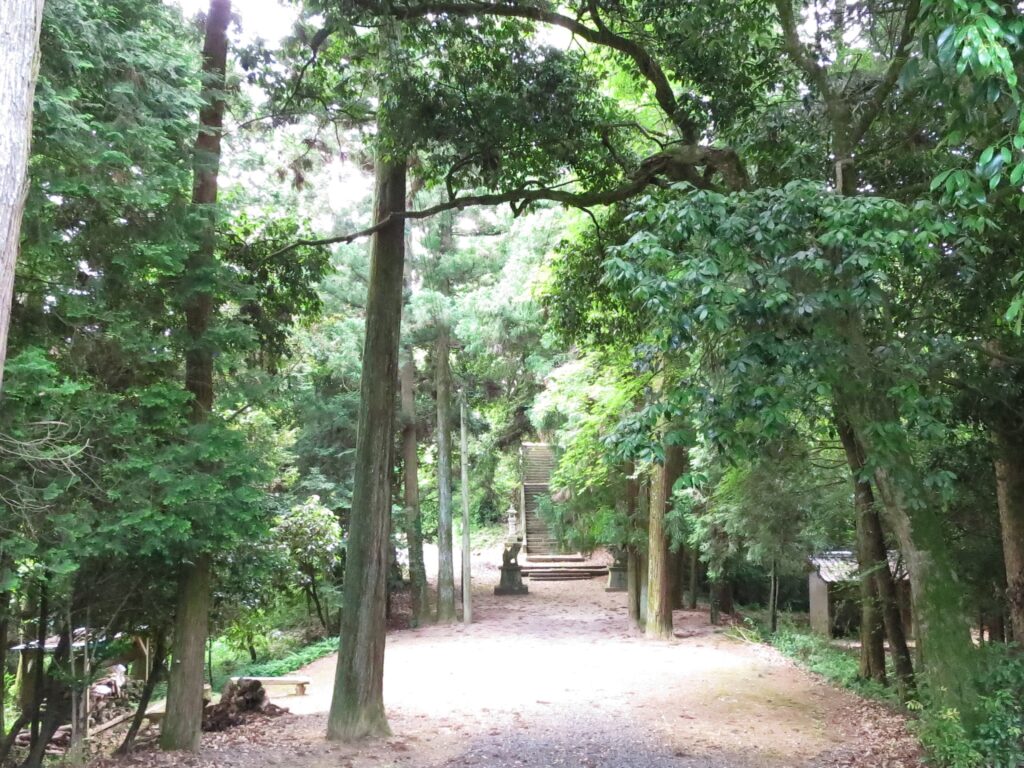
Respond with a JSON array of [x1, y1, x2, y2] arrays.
[[209, 635, 338, 692], [217, 636, 337, 688]]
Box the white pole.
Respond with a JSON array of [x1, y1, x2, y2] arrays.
[[460, 394, 472, 624]]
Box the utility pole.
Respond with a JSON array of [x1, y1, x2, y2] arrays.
[[460, 394, 472, 624]]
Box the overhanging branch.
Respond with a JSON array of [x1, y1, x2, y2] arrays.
[[268, 144, 750, 258]]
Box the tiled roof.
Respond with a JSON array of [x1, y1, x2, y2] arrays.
[[809, 550, 908, 583]]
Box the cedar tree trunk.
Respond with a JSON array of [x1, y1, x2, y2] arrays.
[[0, 0, 45, 392], [434, 324, 456, 623], [994, 427, 1024, 642], [624, 463, 642, 626], [161, 0, 229, 750], [326, 157, 406, 742], [400, 352, 429, 626]]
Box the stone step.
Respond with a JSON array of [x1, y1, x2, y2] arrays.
[[520, 565, 609, 580], [525, 554, 585, 563], [527, 571, 604, 581]]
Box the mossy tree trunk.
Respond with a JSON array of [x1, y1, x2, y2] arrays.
[[994, 428, 1024, 642], [434, 324, 456, 623], [688, 550, 699, 610], [843, 428, 886, 685], [844, 390, 975, 715], [400, 352, 429, 627], [624, 463, 642, 626], [646, 440, 687, 639], [326, 157, 406, 742], [160, 0, 229, 750], [839, 412, 913, 697]]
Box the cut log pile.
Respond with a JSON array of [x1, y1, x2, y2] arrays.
[[201, 678, 287, 732]]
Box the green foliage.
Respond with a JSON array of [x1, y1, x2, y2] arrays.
[[213, 636, 339, 692], [273, 496, 344, 589], [232, 636, 338, 680], [914, 645, 1024, 768]]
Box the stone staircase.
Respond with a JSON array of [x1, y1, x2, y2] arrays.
[[519, 443, 608, 581]]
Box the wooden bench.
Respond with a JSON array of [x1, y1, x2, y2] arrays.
[[229, 675, 311, 696]]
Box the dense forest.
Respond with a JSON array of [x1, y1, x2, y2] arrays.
[[2, 0, 1024, 766]]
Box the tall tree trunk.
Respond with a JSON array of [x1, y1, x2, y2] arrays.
[[29, 580, 46, 747], [0, 0, 45, 393], [161, 0, 229, 750], [857, 575, 886, 684], [0, 583, 8, 737], [836, 411, 914, 696], [829, 120, 928, 703], [672, 548, 687, 609], [459, 396, 473, 623], [646, 439, 687, 639], [769, 560, 779, 634], [21, 628, 70, 768], [688, 549, 699, 610], [852, 491, 886, 684], [326, 157, 406, 742], [117, 633, 167, 755], [624, 463, 642, 626], [400, 353, 429, 626], [993, 428, 1024, 642], [843, 389, 974, 713], [162, 557, 211, 751], [435, 324, 456, 623]]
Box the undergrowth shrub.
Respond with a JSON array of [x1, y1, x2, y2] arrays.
[[914, 644, 1024, 768], [759, 620, 1024, 767]]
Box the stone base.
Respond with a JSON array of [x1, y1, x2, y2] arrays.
[[606, 565, 627, 592], [495, 565, 528, 595], [494, 584, 529, 595]]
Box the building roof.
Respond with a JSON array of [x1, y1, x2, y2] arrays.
[[809, 550, 908, 583]]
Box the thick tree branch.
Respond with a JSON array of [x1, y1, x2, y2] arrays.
[[268, 145, 749, 258], [774, 0, 835, 102], [851, 0, 923, 143], [357, 0, 697, 141]]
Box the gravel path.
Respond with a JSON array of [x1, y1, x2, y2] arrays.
[[93, 546, 922, 768]]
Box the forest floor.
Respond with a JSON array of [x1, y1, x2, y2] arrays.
[[94, 544, 922, 768]]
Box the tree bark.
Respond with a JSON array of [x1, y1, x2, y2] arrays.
[[769, 561, 779, 634], [326, 157, 406, 742], [0, 0, 45, 393], [0, 585, 8, 737], [117, 633, 167, 755], [21, 628, 70, 768], [646, 440, 687, 639], [857, 573, 886, 685], [623, 463, 642, 626], [993, 427, 1024, 642], [161, 557, 211, 751], [836, 411, 914, 696], [400, 353, 429, 626], [161, 0, 230, 750], [843, 391, 974, 712], [672, 548, 687, 609], [459, 396, 472, 624], [29, 579, 46, 748], [435, 324, 456, 623], [688, 549, 699, 610]]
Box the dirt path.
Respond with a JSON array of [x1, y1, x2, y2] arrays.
[[100, 549, 921, 768]]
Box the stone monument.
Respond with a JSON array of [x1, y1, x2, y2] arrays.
[[605, 546, 627, 592], [494, 536, 528, 595]]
